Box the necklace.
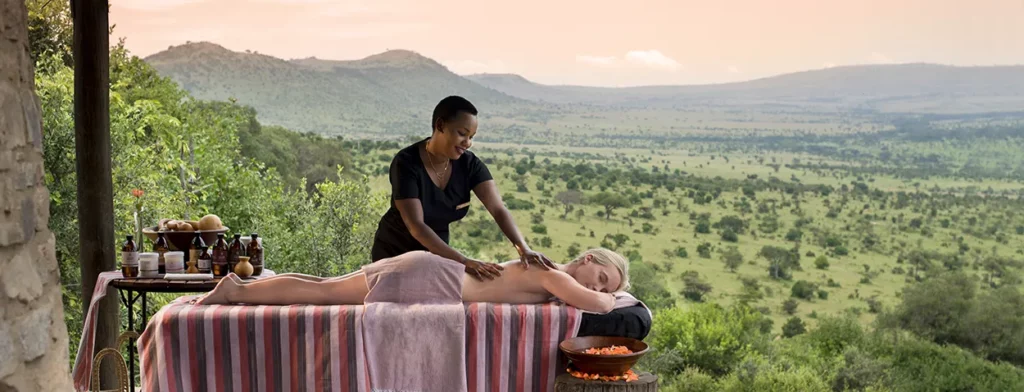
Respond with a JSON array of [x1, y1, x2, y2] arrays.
[[425, 140, 450, 181]]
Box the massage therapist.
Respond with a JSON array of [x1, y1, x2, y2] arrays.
[[370, 96, 555, 280]]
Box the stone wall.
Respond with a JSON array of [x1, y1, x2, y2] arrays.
[[0, 0, 75, 390]]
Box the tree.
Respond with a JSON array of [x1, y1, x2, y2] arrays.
[[785, 228, 803, 242], [567, 243, 581, 258], [695, 220, 711, 234], [555, 190, 583, 219], [760, 245, 800, 280], [629, 261, 674, 310], [697, 242, 713, 258], [721, 229, 738, 242], [886, 272, 975, 346], [716, 215, 747, 234], [531, 224, 547, 234], [815, 256, 830, 270], [783, 299, 799, 315], [738, 277, 763, 304], [589, 192, 630, 220], [782, 317, 807, 338], [791, 280, 818, 300], [681, 271, 713, 302], [674, 246, 689, 258], [721, 246, 743, 272]]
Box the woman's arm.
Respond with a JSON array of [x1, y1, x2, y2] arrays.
[[473, 180, 556, 269], [539, 270, 615, 314], [395, 199, 503, 280]]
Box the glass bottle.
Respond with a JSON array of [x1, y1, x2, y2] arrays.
[[120, 235, 139, 277], [212, 233, 229, 277], [154, 231, 169, 274], [198, 246, 212, 274], [247, 233, 263, 276], [189, 232, 206, 265], [227, 233, 244, 274]]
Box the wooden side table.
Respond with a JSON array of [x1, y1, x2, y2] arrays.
[[109, 276, 245, 391], [554, 371, 658, 392]]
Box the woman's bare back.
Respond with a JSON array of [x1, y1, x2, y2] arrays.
[[460, 261, 556, 304]]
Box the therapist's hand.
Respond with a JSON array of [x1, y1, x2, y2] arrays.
[[464, 259, 504, 281], [519, 247, 556, 270]]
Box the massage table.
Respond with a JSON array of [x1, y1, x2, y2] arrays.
[[136, 299, 650, 392]]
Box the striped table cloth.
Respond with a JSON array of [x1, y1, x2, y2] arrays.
[[138, 301, 582, 392]]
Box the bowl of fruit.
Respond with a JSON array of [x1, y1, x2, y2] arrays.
[[559, 336, 648, 378], [141, 214, 228, 251]]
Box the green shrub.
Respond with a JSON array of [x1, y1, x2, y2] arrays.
[[814, 256, 829, 270], [791, 280, 817, 300], [650, 303, 769, 376], [783, 317, 807, 338]]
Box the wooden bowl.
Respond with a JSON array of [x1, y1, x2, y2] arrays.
[[141, 226, 229, 251], [559, 336, 649, 376]]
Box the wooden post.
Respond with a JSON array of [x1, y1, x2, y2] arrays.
[[554, 372, 658, 392], [72, 0, 117, 388]]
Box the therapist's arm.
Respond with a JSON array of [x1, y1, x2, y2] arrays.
[[394, 198, 503, 280], [473, 180, 556, 269]]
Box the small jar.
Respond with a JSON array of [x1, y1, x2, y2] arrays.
[[164, 251, 185, 274], [139, 253, 160, 277]]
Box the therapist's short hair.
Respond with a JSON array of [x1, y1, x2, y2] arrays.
[[432, 96, 478, 132]]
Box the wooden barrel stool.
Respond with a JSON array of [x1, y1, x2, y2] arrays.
[[554, 371, 658, 392]]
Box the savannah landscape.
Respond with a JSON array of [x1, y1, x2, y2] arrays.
[[26, 0, 1024, 390]]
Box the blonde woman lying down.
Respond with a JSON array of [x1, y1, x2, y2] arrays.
[[197, 249, 630, 314]]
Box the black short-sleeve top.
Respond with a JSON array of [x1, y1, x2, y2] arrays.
[[371, 138, 493, 261]]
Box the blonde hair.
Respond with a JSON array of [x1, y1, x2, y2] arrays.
[[572, 248, 631, 292]]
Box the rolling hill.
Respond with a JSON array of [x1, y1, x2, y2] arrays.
[[145, 43, 1024, 139], [145, 42, 536, 138]]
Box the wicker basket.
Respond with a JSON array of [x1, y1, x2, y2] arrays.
[[90, 331, 139, 392]]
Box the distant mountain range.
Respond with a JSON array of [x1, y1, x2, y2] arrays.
[[145, 42, 1024, 137], [468, 64, 1024, 112]]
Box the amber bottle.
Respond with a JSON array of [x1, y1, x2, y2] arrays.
[[153, 231, 170, 274], [198, 246, 212, 274], [120, 235, 139, 277], [227, 234, 244, 274], [247, 233, 263, 276], [189, 232, 206, 265], [212, 233, 229, 277]]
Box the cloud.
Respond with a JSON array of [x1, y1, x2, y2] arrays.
[[823, 62, 837, 69], [624, 50, 682, 71], [443, 60, 509, 75], [726, 65, 740, 73], [114, 0, 207, 11], [869, 52, 896, 64], [576, 50, 682, 71]]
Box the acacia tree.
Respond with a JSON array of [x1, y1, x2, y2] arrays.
[[721, 246, 744, 272], [555, 190, 584, 219], [589, 191, 630, 220], [760, 245, 800, 280]]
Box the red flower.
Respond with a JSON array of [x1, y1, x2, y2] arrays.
[[131, 189, 144, 198]]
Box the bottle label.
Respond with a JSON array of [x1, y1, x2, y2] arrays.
[[198, 257, 211, 270], [122, 252, 139, 267], [213, 250, 227, 266]]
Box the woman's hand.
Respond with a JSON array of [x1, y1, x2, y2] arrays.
[[519, 247, 557, 270], [464, 258, 504, 281]]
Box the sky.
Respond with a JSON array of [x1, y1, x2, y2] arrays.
[[110, 0, 1024, 87]]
